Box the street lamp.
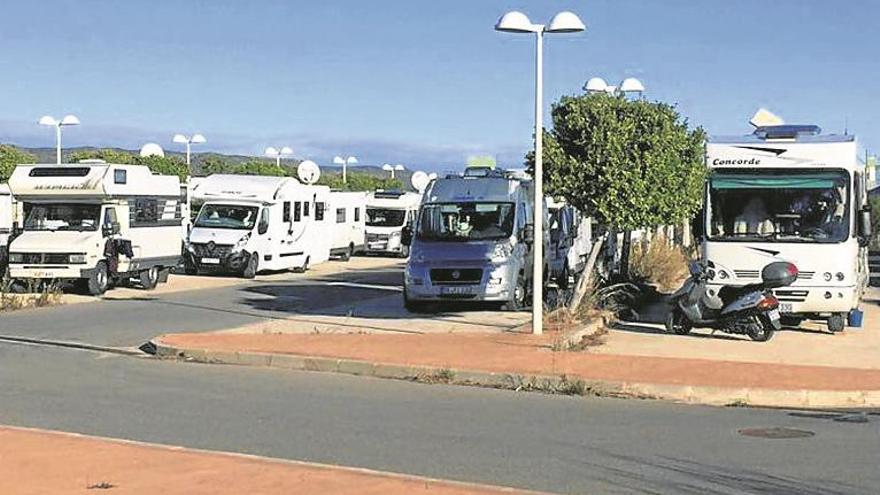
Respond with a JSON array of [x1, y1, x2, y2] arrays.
[[172, 133, 206, 168], [496, 10, 585, 335], [333, 155, 358, 183], [39, 115, 80, 165], [584, 76, 645, 97], [265, 146, 294, 167], [382, 163, 404, 179]]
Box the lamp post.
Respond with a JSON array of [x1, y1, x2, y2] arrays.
[[495, 10, 585, 335], [172, 133, 206, 169], [584, 76, 645, 97], [265, 146, 294, 167], [39, 115, 80, 165], [333, 156, 358, 183], [382, 163, 404, 179]]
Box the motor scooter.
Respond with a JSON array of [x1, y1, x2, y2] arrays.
[[666, 260, 798, 342]]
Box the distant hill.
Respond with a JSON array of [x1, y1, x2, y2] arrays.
[[14, 145, 416, 187]]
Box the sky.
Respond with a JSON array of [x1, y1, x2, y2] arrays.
[[0, 0, 877, 171]]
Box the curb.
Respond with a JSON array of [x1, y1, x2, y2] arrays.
[[151, 338, 880, 409]]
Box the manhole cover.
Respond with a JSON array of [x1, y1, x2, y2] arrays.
[[738, 427, 815, 439]]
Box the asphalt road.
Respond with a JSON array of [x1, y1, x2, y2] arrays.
[[1, 342, 878, 495], [0, 264, 405, 348]]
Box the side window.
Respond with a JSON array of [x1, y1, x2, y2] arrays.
[[294, 201, 302, 222], [354, 207, 360, 222], [336, 208, 346, 224], [283, 202, 291, 222], [315, 202, 325, 221], [258, 208, 269, 235], [134, 198, 159, 224], [303, 201, 310, 217]]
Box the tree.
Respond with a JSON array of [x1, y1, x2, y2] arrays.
[[531, 93, 706, 277], [67, 148, 189, 180], [318, 172, 402, 191], [0, 145, 36, 182]]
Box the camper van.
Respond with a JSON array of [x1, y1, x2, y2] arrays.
[[186, 174, 331, 277], [547, 198, 592, 290], [401, 167, 545, 311], [701, 124, 870, 331], [328, 191, 366, 260], [365, 190, 421, 257], [6, 162, 183, 295]]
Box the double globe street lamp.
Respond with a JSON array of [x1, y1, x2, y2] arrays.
[[172, 133, 207, 169], [265, 146, 294, 167], [39, 114, 80, 165], [382, 163, 405, 179], [584, 77, 645, 96], [333, 155, 358, 184], [495, 10, 585, 335]]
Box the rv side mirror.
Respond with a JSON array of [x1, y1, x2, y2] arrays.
[[520, 224, 534, 244], [858, 208, 872, 247], [103, 222, 120, 237], [401, 225, 413, 246]]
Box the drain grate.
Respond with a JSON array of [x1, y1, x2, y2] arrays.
[[738, 427, 815, 439]]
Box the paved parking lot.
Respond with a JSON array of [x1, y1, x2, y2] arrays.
[[1, 257, 529, 349]]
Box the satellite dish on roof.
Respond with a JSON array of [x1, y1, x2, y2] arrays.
[[410, 170, 430, 193], [428, 172, 438, 181], [140, 143, 165, 157], [750, 108, 784, 128], [297, 160, 321, 185]]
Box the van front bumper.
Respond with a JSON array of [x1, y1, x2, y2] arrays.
[[707, 283, 860, 315], [9, 264, 91, 280], [186, 251, 249, 273], [404, 261, 514, 302]]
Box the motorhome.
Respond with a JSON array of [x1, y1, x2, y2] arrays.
[[6, 162, 183, 295], [365, 190, 422, 257], [547, 198, 592, 290], [701, 124, 870, 332], [401, 167, 545, 311], [0, 184, 17, 267], [186, 174, 331, 277], [328, 191, 366, 260]]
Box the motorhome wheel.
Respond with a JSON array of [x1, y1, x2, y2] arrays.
[[398, 245, 410, 259], [295, 256, 310, 273], [504, 275, 527, 311], [339, 245, 352, 261], [243, 253, 258, 279], [88, 262, 109, 296], [827, 313, 846, 333], [139, 266, 159, 290]]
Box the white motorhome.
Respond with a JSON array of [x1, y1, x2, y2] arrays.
[[6, 162, 183, 295], [328, 191, 366, 260], [0, 184, 14, 260], [365, 190, 421, 257], [702, 124, 871, 331], [187, 174, 331, 277]]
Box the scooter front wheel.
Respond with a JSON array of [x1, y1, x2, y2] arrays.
[[665, 308, 692, 335]]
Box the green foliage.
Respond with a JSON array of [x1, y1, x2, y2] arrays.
[[67, 148, 189, 180], [530, 94, 706, 231], [0, 145, 36, 181], [233, 159, 289, 177], [318, 172, 402, 191]]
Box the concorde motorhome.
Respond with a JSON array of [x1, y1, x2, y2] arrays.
[[701, 124, 870, 332], [6, 162, 183, 295], [365, 190, 421, 257], [402, 167, 546, 311], [328, 191, 366, 260], [186, 174, 331, 277]]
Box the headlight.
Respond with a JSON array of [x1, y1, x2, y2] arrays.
[[391, 231, 401, 238], [8, 253, 23, 263], [233, 233, 251, 251], [490, 244, 513, 263], [718, 270, 729, 279], [68, 254, 87, 264]]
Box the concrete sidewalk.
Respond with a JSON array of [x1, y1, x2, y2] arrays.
[[0, 426, 543, 495], [154, 321, 880, 408]]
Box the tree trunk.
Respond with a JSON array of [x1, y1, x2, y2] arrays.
[[570, 234, 606, 312], [619, 229, 632, 279]]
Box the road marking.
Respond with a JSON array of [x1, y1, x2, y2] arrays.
[[324, 281, 403, 292], [0, 335, 143, 356]]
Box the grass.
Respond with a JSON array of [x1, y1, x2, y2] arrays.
[[0, 279, 63, 312]]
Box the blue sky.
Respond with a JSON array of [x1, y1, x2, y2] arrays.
[[0, 0, 877, 171]]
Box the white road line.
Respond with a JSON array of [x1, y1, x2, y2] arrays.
[[325, 282, 403, 292]]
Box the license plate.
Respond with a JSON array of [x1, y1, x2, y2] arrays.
[[441, 286, 473, 295], [369, 242, 386, 249], [780, 303, 793, 313], [768, 309, 780, 321], [32, 271, 54, 278], [200, 257, 220, 265]]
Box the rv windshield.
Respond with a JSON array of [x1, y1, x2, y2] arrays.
[[366, 208, 407, 227], [417, 202, 514, 241], [708, 169, 850, 243], [194, 204, 260, 230], [23, 203, 101, 232]]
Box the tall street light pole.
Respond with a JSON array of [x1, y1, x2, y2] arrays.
[[39, 115, 80, 165], [266, 146, 294, 167], [173, 133, 207, 171], [495, 11, 585, 336], [333, 156, 358, 184]]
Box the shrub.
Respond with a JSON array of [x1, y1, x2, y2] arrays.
[[629, 234, 690, 293]]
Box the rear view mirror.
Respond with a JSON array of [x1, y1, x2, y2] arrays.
[[103, 222, 120, 237], [520, 224, 534, 244], [401, 225, 413, 246], [858, 208, 872, 247]]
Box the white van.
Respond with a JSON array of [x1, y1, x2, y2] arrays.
[[365, 190, 421, 257], [186, 174, 331, 277], [6, 162, 183, 295], [328, 191, 366, 260]]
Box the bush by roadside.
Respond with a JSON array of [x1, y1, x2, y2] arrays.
[[0, 281, 63, 312], [629, 234, 690, 293]]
